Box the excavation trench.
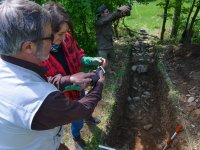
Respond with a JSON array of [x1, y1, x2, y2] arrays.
[[104, 38, 180, 150]]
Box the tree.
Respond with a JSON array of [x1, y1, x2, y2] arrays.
[[160, 0, 170, 40], [183, 0, 196, 34], [170, 0, 183, 38], [181, 0, 200, 44]]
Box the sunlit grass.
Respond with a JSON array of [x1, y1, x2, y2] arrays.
[[124, 1, 169, 33], [123, 0, 199, 39]]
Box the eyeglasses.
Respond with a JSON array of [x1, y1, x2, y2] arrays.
[[32, 34, 54, 43]]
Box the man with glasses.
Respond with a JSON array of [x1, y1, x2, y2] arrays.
[[95, 4, 131, 73], [0, 0, 105, 149]]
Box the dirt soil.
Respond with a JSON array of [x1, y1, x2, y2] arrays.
[[104, 42, 200, 150], [105, 38, 173, 150], [165, 44, 200, 149]]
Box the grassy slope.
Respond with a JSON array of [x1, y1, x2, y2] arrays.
[[124, 0, 168, 34]]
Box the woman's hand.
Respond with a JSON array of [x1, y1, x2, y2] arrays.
[[93, 57, 108, 67], [69, 72, 95, 84]]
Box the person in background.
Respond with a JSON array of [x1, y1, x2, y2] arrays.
[[41, 2, 107, 149], [95, 4, 131, 73], [0, 0, 104, 150]]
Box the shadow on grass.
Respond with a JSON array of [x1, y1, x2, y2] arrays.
[[84, 122, 107, 150]]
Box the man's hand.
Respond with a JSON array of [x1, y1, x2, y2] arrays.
[[81, 82, 88, 90], [118, 5, 130, 14], [93, 57, 108, 67], [70, 72, 95, 84]]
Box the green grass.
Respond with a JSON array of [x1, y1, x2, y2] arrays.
[[123, 0, 200, 40], [124, 0, 169, 33]]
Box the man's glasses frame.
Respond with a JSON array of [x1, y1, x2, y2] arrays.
[[32, 34, 54, 43]]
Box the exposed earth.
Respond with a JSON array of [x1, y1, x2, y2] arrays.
[[105, 40, 200, 150], [63, 36, 200, 150]]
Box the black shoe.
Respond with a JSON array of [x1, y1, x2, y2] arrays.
[[85, 116, 101, 125], [74, 137, 85, 150]]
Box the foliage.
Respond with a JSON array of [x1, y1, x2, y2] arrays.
[[33, 0, 130, 56], [33, 0, 200, 52], [155, 0, 200, 43], [192, 19, 200, 43]]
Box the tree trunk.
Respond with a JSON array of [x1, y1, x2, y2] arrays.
[[160, 0, 170, 41], [185, 0, 196, 31], [181, 4, 200, 44], [181, 0, 196, 43], [170, 0, 182, 38]]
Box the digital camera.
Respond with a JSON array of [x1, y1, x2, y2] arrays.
[[126, 5, 132, 16]]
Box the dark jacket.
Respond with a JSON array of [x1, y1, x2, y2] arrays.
[[0, 55, 103, 131], [95, 10, 126, 50]]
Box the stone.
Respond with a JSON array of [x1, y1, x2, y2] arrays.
[[190, 109, 200, 119], [190, 102, 197, 107], [136, 65, 148, 73], [132, 97, 140, 101], [131, 65, 137, 72], [141, 94, 147, 99], [134, 41, 140, 46], [143, 124, 153, 130], [127, 96, 132, 102], [129, 104, 136, 111], [143, 91, 151, 98], [150, 99, 154, 102], [188, 97, 195, 103], [132, 86, 138, 90]]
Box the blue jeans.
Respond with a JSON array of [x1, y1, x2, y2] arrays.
[[71, 90, 85, 140], [71, 120, 84, 140]]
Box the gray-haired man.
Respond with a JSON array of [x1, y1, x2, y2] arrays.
[[0, 0, 104, 149]]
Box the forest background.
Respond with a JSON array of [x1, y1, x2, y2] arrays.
[[33, 0, 200, 56]]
